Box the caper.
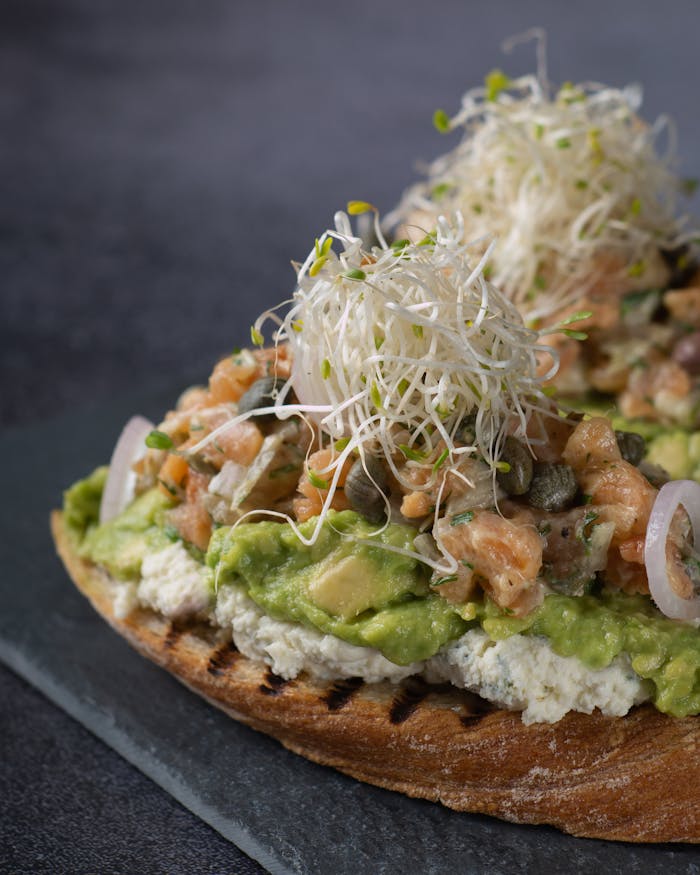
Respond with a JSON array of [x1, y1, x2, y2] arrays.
[[496, 436, 533, 496], [615, 430, 646, 467], [527, 463, 578, 512], [345, 456, 388, 523], [237, 377, 281, 420]]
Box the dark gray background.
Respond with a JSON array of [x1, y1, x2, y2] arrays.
[[2, 1, 700, 872]]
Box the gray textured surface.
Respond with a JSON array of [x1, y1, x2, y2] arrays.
[[3, 0, 700, 871]]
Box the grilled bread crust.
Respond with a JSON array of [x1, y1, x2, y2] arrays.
[[51, 510, 700, 843]]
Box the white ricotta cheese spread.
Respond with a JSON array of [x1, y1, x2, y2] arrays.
[[425, 628, 650, 724], [137, 542, 212, 620]]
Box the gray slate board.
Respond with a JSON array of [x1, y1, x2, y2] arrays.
[[1, 385, 700, 874]]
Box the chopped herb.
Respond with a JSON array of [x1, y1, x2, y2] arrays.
[[431, 574, 458, 587], [307, 469, 329, 490], [433, 448, 449, 472], [157, 478, 178, 497], [450, 510, 475, 526], [399, 444, 426, 462], [145, 430, 174, 450]]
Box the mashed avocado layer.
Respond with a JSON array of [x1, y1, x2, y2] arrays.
[[207, 511, 468, 665], [64, 470, 700, 713]]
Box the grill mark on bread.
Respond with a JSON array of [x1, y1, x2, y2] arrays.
[[389, 678, 430, 724], [322, 677, 365, 712], [164, 621, 185, 649], [206, 640, 240, 676], [259, 670, 291, 696]]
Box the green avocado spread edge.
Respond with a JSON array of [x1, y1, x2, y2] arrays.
[[63, 468, 700, 716]]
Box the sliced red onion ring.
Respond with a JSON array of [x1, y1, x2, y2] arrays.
[[644, 479, 700, 621], [99, 415, 155, 524]]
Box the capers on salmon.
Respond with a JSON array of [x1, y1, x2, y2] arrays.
[[615, 430, 646, 466], [496, 436, 533, 496], [345, 456, 388, 523], [527, 463, 578, 512], [237, 377, 281, 420]]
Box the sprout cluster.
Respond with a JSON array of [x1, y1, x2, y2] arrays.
[[387, 70, 696, 320]]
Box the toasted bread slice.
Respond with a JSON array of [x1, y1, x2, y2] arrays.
[[51, 509, 700, 843]]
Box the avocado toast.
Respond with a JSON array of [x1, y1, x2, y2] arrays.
[[53, 213, 700, 842]]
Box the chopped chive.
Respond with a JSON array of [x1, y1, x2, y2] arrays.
[[347, 200, 375, 215], [450, 510, 474, 526], [344, 268, 366, 281], [250, 325, 264, 346], [146, 430, 174, 450], [321, 358, 331, 380], [412, 324, 424, 339], [432, 109, 451, 133], [431, 574, 458, 587], [399, 443, 426, 462], [307, 469, 329, 490], [433, 448, 449, 472]]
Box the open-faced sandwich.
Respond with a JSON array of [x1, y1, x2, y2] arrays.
[[53, 210, 700, 842], [387, 57, 700, 477]]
